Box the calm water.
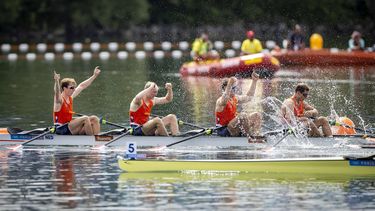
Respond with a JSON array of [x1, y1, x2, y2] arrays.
[[0, 57, 375, 210]]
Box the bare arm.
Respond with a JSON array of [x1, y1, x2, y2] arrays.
[[130, 82, 158, 111], [303, 102, 318, 118], [237, 72, 259, 103], [154, 83, 173, 105], [72, 66, 101, 98], [281, 99, 295, 123], [215, 77, 236, 112], [53, 71, 62, 112]]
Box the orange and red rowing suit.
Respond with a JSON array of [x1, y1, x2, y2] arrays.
[[129, 99, 154, 126], [216, 96, 238, 127], [54, 96, 74, 124], [291, 95, 304, 117]]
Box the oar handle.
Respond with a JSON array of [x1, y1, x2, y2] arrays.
[[100, 117, 127, 129]]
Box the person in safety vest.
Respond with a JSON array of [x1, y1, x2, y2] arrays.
[[241, 30, 263, 55], [191, 33, 217, 61], [281, 83, 332, 137], [53, 67, 101, 135], [215, 72, 262, 141], [129, 81, 179, 136]]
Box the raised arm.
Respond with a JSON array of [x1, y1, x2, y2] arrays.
[[131, 83, 158, 109], [53, 71, 62, 112], [154, 83, 173, 105], [216, 77, 236, 111], [72, 66, 101, 98], [237, 71, 259, 103]]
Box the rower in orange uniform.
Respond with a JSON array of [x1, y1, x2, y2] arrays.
[[129, 81, 179, 136], [53, 66, 101, 135], [281, 83, 332, 137], [215, 72, 262, 139]]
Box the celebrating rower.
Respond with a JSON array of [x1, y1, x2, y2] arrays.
[[129, 81, 179, 136], [215, 72, 262, 140], [53, 67, 101, 135], [281, 83, 332, 137]]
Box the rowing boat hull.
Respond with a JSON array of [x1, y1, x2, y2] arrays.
[[0, 133, 372, 147], [118, 157, 375, 175]]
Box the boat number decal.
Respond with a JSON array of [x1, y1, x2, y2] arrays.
[[11, 134, 36, 140], [349, 160, 375, 166], [44, 134, 54, 140], [125, 142, 137, 159]]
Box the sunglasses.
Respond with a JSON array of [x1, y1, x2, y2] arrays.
[[68, 86, 75, 90], [302, 92, 308, 98]]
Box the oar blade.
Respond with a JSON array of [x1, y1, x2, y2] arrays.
[[7, 144, 23, 151]]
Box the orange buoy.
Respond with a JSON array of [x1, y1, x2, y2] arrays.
[[310, 33, 323, 50], [331, 117, 356, 135]]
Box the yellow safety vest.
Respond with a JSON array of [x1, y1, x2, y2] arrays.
[[241, 39, 263, 54]]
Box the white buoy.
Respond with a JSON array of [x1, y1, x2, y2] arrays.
[[265, 40, 276, 49], [161, 41, 172, 51], [153, 50, 165, 59], [8, 53, 18, 61], [81, 52, 92, 60], [282, 39, 288, 49], [135, 51, 146, 59], [330, 48, 339, 53], [211, 50, 219, 57], [231, 41, 241, 50], [63, 52, 74, 60], [143, 42, 154, 51], [99, 51, 110, 60], [125, 42, 136, 51], [36, 43, 47, 53], [179, 41, 189, 51], [1, 44, 11, 53], [19, 43, 29, 53], [117, 51, 128, 60], [225, 49, 236, 57], [171, 50, 182, 59], [72, 43, 83, 53], [108, 42, 118, 52], [214, 41, 224, 50], [26, 53, 36, 61], [54, 43, 65, 53], [44, 52, 55, 61], [90, 42, 100, 52]]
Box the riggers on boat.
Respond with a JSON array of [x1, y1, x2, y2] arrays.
[[179, 53, 280, 78], [117, 155, 375, 175], [272, 49, 375, 66], [0, 127, 374, 148]]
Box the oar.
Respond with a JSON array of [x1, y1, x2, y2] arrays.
[[92, 125, 141, 150], [263, 128, 295, 152], [74, 113, 127, 129], [7, 123, 68, 150], [151, 114, 205, 130], [150, 127, 222, 151]]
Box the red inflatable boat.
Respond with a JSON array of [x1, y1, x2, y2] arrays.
[[179, 53, 280, 78]]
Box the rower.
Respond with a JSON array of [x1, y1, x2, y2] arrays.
[[281, 83, 332, 137], [129, 81, 179, 136], [215, 72, 262, 140], [53, 67, 101, 135], [240, 30, 263, 55]]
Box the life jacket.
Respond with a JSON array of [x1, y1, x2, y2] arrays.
[[129, 99, 153, 126], [216, 96, 238, 126], [291, 95, 304, 117], [192, 38, 209, 56], [54, 96, 74, 124]]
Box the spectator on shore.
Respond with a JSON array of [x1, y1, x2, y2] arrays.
[[348, 31, 365, 51], [191, 33, 218, 61], [240, 30, 263, 55], [287, 24, 305, 51]]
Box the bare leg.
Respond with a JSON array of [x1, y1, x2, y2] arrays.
[[89, 116, 100, 135], [68, 116, 94, 135], [314, 117, 333, 137], [308, 120, 322, 137], [162, 114, 179, 136], [141, 117, 168, 136]]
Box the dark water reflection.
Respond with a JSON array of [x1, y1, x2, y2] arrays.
[[0, 58, 375, 209]]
